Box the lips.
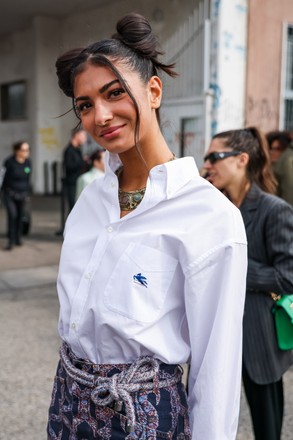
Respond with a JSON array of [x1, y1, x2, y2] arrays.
[[100, 125, 125, 138], [206, 173, 216, 182]]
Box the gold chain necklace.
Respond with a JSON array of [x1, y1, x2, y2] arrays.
[[116, 154, 176, 211]]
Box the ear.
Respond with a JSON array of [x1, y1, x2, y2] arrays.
[[148, 76, 162, 109], [238, 152, 250, 168]]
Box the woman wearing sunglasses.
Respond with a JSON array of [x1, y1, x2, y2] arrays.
[[204, 127, 293, 440]]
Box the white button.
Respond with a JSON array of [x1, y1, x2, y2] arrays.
[[71, 323, 76, 330], [107, 226, 113, 233], [85, 272, 92, 280], [111, 181, 115, 187]]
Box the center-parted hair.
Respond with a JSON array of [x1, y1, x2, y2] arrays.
[[213, 127, 277, 194], [55, 13, 177, 138]]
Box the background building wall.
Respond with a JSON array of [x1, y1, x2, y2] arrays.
[[245, 0, 293, 132], [32, 17, 63, 194], [0, 28, 34, 160], [210, 0, 248, 135]]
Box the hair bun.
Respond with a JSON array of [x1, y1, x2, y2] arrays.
[[112, 13, 161, 59]]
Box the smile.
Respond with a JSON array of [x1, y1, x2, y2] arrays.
[[100, 125, 125, 139]]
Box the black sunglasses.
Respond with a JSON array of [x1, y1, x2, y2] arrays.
[[204, 151, 241, 164]]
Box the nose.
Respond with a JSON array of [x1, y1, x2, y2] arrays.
[[94, 102, 113, 126]]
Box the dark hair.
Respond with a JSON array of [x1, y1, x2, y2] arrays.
[[266, 130, 291, 151], [90, 149, 104, 163], [71, 127, 85, 138], [55, 13, 177, 149], [213, 127, 277, 194], [13, 141, 27, 153]]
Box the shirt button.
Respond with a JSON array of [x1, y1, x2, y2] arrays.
[[111, 181, 115, 187], [71, 323, 76, 330], [107, 226, 113, 233], [85, 272, 92, 279]]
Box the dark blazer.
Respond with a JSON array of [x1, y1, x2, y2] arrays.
[[63, 143, 84, 185], [240, 184, 293, 384]]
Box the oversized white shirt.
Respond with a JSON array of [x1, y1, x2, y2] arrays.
[[57, 152, 247, 439]]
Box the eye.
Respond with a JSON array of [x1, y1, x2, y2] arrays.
[[75, 102, 92, 115], [108, 88, 125, 99]]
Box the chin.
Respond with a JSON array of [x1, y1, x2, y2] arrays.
[[208, 178, 221, 189]]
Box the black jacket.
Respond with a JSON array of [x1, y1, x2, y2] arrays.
[[240, 183, 293, 384], [2, 155, 32, 193], [63, 143, 84, 185]]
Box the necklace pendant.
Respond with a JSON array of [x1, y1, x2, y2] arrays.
[[133, 193, 143, 202], [116, 166, 147, 211], [129, 199, 136, 209]]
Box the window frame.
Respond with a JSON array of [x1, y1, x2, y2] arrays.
[[0, 80, 27, 121], [279, 22, 293, 131]]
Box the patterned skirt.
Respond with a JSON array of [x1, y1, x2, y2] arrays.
[[47, 344, 191, 439]]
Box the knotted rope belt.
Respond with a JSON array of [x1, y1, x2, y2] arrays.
[[60, 343, 182, 432]]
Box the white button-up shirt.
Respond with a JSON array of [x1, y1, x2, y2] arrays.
[[57, 152, 247, 439]]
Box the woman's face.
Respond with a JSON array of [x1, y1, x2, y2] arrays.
[[203, 138, 244, 191], [269, 140, 284, 163], [16, 142, 30, 159], [73, 62, 161, 155]]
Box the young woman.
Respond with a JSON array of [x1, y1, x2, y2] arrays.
[[1, 141, 31, 250], [47, 13, 247, 439], [204, 127, 293, 440]]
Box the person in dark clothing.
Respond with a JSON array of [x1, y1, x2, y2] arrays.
[[1, 141, 32, 250], [63, 128, 87, 212]]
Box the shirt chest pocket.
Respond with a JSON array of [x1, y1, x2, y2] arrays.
[[103, 243, 178, 323]]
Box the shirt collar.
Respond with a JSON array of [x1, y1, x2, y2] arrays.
[[104, 151, 199, 198]]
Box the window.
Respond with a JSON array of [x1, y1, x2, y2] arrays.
[[281, 25, 293, 131], [1, 81, 27, 120]]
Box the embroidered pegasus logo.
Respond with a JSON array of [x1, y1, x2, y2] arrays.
[[133, 273, 148, 288]]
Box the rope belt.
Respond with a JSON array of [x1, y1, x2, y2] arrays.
[[60, 343, 182, 432]]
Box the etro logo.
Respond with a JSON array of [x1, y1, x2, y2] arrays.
[[133, 273, 148, 288]]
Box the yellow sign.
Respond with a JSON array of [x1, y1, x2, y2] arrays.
[[38, 127, 60, 150]]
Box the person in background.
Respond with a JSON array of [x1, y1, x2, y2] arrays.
[[266, 130, 293, 206], [75, 149, 105, 199], [62, 127, 87, 212], [47, 13, 247, 439], [204, 127, 293, 440], [1, 141, 32, 250]]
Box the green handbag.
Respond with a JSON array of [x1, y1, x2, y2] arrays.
[[272, 294, 293, 351]]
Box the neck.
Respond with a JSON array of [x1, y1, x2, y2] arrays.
[[226, 179, 251, 208], [118, 132, 173, 191], [15, 154, 25, 164]]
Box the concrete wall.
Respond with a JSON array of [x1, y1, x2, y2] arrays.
[[245, 0, 293, 132], [210, 0, 248, 135], [0, 28, 34, 160]]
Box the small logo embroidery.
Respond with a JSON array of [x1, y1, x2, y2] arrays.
[[133, 273, 148, 288]]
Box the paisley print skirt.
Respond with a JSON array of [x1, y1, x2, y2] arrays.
[[47, 345, 191, 440]]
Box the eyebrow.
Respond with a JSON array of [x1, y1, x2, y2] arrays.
[[75, 79, 120, 102]]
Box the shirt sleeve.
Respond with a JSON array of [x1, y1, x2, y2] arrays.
[[184, 241, 247, 440]]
